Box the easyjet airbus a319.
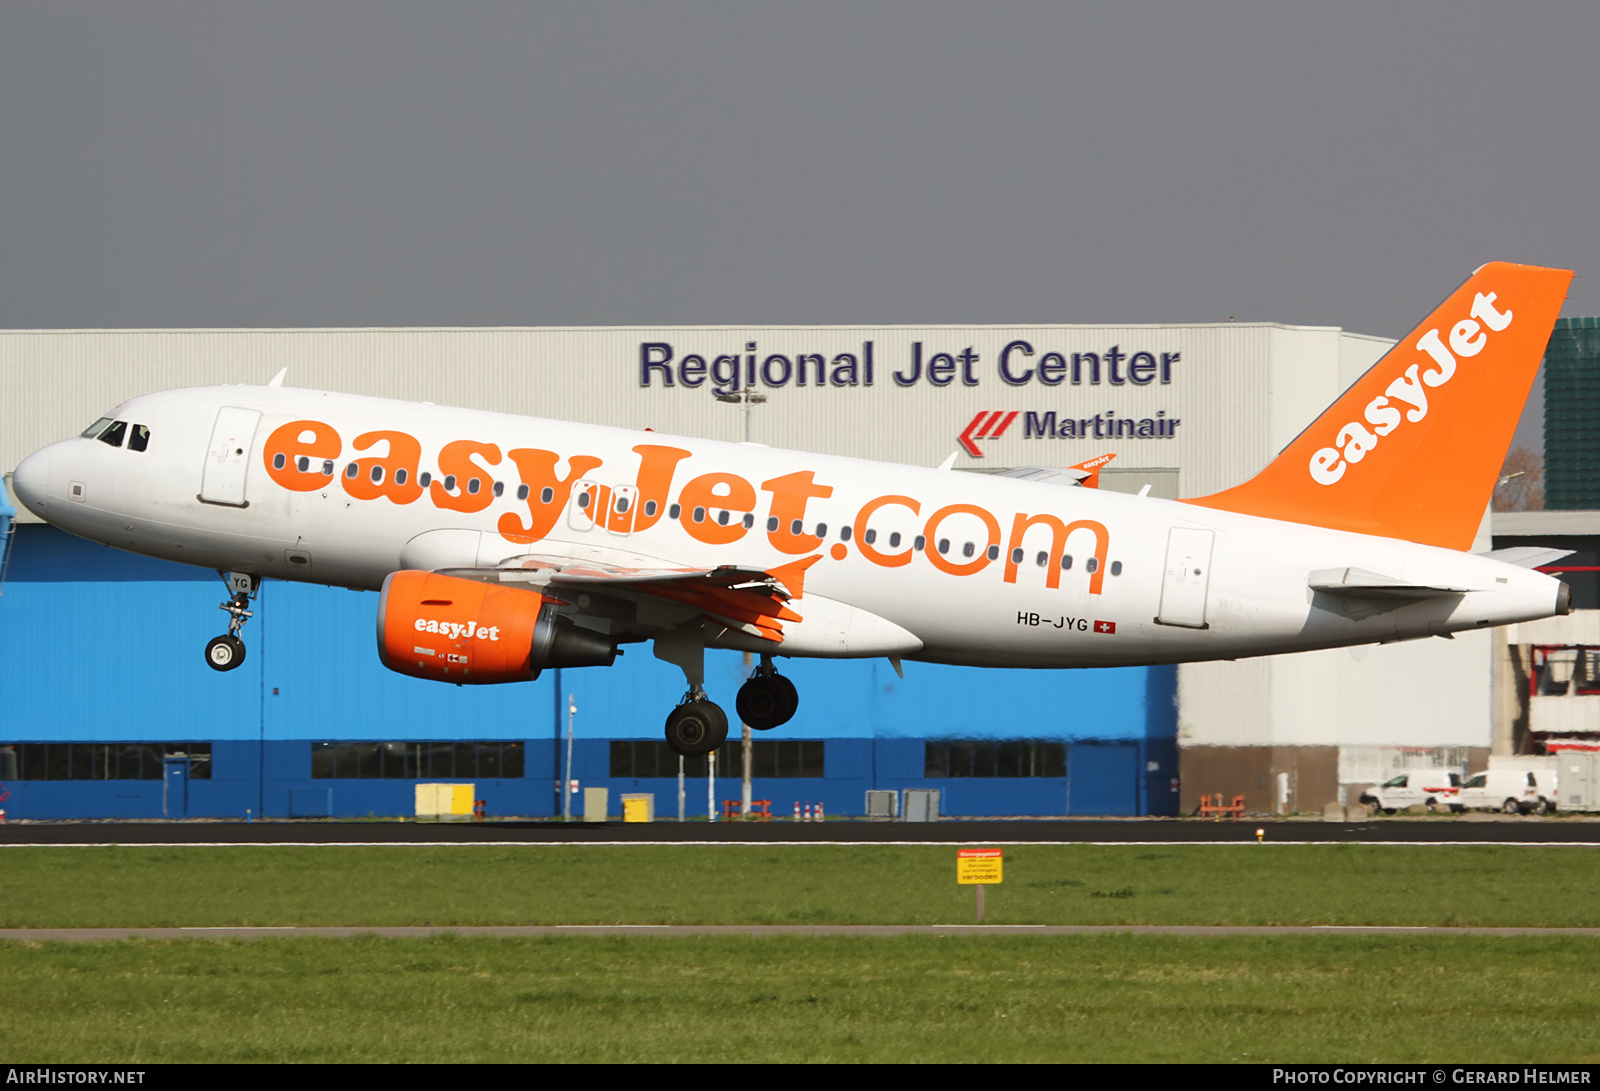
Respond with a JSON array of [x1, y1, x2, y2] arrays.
[[8, 263, 1576, 756]]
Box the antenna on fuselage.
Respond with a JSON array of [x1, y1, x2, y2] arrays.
[[267, 368, 287, 387]]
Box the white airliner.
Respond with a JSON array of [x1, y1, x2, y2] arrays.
[[8, 263, 1575, 757]]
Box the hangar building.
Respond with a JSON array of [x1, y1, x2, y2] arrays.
[[0, 320, 1504, 819]]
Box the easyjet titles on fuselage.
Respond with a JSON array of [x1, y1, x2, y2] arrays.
[[260, 420, 1112, 594]]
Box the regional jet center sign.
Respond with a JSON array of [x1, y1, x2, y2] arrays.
[[638, 338, 1185, 458]]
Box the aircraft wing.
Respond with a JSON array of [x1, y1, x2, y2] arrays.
[[434, 554, 813, 644]]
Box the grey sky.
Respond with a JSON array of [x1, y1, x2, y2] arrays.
[[4, 2, 1594, 447]]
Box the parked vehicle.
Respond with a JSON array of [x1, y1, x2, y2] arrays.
[[1451, 769, 1556, 814], [1359, 770, 1462, 815]]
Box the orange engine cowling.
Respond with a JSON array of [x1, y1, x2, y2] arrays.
[[376, 570, 617, 684]]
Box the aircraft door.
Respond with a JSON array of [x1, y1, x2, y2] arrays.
[[605, 485, 637, 535], [1157, 527, 1213, 629], [200, 407, 262, 507]]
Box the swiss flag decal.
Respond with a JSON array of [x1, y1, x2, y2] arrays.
[[1093, 620, 1116, 635]]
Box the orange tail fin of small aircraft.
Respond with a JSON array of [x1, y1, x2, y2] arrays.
[[1185, 262, 1572, 551], [1071, 452, 1117, 489]]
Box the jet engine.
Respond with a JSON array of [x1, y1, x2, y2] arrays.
[[377, 570, 616, 684]]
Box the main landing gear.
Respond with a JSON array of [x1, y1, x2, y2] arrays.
[[205, 571, 258, 673], [654, 633, 800, 757], [736, 657, 799, 731]]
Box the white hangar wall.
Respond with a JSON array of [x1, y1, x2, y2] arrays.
[[0, 322, 1494, 805]]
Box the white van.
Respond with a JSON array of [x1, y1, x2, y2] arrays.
[[1452, 769, 1556, 815], [1359, 769, 1462, 815]]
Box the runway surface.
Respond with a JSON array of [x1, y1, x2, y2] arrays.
[[2, 818, 1598, 846], [4, 924, 1599, 941]]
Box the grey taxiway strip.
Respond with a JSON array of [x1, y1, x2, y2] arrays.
[[4, 925, 1600, 941]]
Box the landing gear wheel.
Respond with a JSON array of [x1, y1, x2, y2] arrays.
[[205, 635, 246, 672], [736, 673, 799, 730], [665, 699, 729, 757]]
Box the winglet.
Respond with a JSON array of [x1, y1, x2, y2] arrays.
[[1069, 452, 1117, 489], [1184, 263, 1573, 550]]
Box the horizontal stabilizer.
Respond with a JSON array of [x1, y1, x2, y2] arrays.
[[1476, 546, 1575, 569], [1308, 566, 1468, 600]]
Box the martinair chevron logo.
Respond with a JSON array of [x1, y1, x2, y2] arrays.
[[957, 411, 1019, 457]]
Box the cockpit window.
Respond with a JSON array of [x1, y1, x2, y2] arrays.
[[128, 425, 150, 452], [80, 417, 115, 439], [96, 421, 129, 448]]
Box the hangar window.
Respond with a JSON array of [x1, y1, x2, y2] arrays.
[[1, 743, 211, 781], [610, 739, 824, 779], [310, 741, 524, 780], [96, 421, 128, 448], [128, 425, 150, 452], [924, 740, 1065, 778], [273, 453, 287, 470]]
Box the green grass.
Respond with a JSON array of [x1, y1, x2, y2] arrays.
[[3, 843, 1598, 928], [1, 934, 1595, 1063]]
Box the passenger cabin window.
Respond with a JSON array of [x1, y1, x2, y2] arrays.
[[128, 425, 150, 452], [96, 421, 128, 448]]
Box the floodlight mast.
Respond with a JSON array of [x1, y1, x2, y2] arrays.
[[715, 388, 768, 816]]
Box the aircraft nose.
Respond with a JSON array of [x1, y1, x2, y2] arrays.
[[11, 446, 53, 519]]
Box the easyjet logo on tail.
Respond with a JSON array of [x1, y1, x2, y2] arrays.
[[1308, 291, 1514, 487]]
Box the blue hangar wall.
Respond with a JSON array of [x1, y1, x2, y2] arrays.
[[0, 526, 1178, 820]]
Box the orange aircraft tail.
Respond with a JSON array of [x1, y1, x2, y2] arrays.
[[1185, 262, 1572, 550]]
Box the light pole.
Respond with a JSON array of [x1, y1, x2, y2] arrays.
[[714, 388, 767, 816], [562, 693, 577, 822]]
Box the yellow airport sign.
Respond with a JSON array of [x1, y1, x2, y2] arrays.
[[956, 848, 1003, 885]]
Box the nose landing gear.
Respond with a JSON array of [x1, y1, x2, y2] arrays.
[[204, 572, 258, 673], [736, 657, 798, 731]]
